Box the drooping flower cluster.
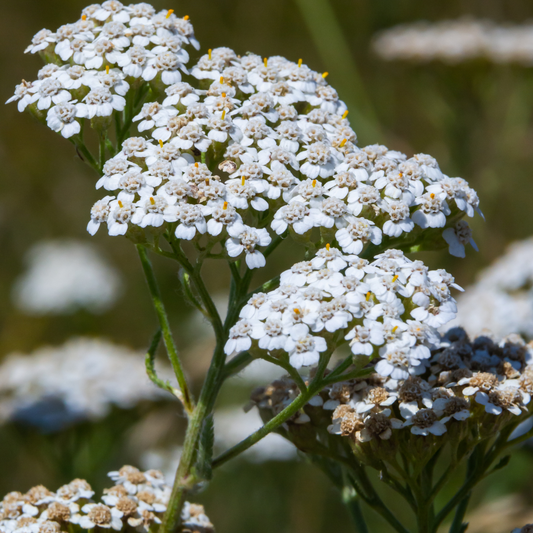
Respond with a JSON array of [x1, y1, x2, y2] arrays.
[[251, 329, 533, 452], [373, 19, 533, 65], [0, 466, 213, 533], [0, 338, 173, 430], [226, 246, 460, 372], [7, 2, 197, 136], [450, 238, 533, 339]]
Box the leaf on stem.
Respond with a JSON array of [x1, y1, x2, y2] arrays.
[[145, 329, 184, 402]]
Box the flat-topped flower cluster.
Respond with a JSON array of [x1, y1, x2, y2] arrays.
[[87, 58, 481, 265], [7, 1, 197, 136], [226, 246, 460, 372], [7, 2, 482, 269], [251, 329, 533, 451], [0, 466, 213, 533]]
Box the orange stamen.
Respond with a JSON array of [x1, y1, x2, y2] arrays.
[[81, 14, 87, 20], [326, 243, 330, 250], [342, 110, 349, 119], [264, 57, 268, 67], [208, 49, 212, 60], [159, 139, 163, 148], [166, 9, 174, 18], [223, 201, 228, 210], [183, 15, 190, 20], [312, 179, 317, 187], [106, 65, 110, 74], [194, 162, 199, 168], [241, 176, 245, 186], [118, 200, 124, 208], [366, 291, 372, 301], [322, 71, 329, 78], [150, 197, 156, 205], [298, 58, 303, 67], [339, 138, 347, 148]]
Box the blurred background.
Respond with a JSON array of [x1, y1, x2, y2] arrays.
[[2, 0, 533, 531]]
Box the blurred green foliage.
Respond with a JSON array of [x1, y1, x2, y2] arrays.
[[2, 0, 533, 531]]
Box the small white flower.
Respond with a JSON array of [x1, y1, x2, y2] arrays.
[[284, 324, 328, 369], [46, 102, 80, 138], [226, 226, 272, 269]]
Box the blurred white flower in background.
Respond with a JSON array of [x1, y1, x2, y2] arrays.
[[13, 239, 122, 314], [373, 19, 533, 65], [450, 238, 533, 338], [0, 337, 173, 430]]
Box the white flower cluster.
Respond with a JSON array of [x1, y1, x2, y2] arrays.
[[0, 338, 173, 430], [226, 246, 460, 373], [0, 466, 213, 533], [449, 238, 533, 339], [88, 67, 480, 265], [9, 3, 482, 267], [373, 18, 533, 65], [12, 240, 122, 315], [7, 2, 197, 137], [252, 329, 533, 445]]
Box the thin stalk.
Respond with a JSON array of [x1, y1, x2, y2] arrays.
[[72, 137, 99, 173], [221, 351, 254, 379], [347, 467, 410, 533], [261, 354, 308, 393], [212, 388, 317, 469], [136, 245, 194, 415], [341, 484, 369, 533], [321, 367, 374, 386]]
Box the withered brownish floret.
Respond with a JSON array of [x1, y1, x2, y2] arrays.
[[25, 485, 53, 504], [411, 409, 438, 429], [87, 504, 113, 526], [361, 412, 393, 440], [46, 502, 72, 522], [364, 386, 390, 406], [468, 372, 498, 392], [398, 377, 425, 402], [115, 496, 138, 517], [442, 397, 469, 417]]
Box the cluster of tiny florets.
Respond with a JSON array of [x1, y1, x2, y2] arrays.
[[7, 2, 197, 136], [0, 466, 213, 533], [226, 246, 459, 370], [8, 3, 482, 269], [87, 70, 480, 264], [252, 329, 533, 449]]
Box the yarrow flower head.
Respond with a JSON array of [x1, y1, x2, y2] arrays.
[[226, 246, 459, 371], [0, 466, 213, 533]]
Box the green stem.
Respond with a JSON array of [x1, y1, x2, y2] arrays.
[[347, 467, 410, 533], [136, 245, 194, 415], [212, 388, 315, 469], [221, 351, 254, 379], [342, 484, 369, 533], [71, 137, 99, 173], [160, 254, 254, 533], [261, 354, 308, 393]]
